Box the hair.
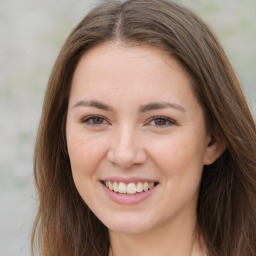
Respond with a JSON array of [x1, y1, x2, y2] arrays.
[[31, 0, 256, 255]]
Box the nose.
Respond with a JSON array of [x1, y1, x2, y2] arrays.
[[107, 126, 147, 169]]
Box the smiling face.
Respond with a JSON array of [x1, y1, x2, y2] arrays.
[[66, 42, 221, 236]]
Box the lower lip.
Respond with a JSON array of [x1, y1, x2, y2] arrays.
[[101, 182, 158, 205]]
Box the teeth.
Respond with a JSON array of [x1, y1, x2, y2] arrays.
[[104, 181, 156, 194], [108, 181, 113, 190], [127, 183, 137, 194], [137, 182, 143, 192], [149, 182, 154, 189], [118, 182, 126, 193], [143, 182, 148, 191], [113, 181, 118, 192]]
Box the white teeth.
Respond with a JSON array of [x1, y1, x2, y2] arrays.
[[113, 181, 118, 192], [108, 181, 113, 190], [127, 183, 137, 194], [118, 182, 127, 193], [136, 182, 143, 192], [104, 181, 156, 194], [143, 182, 149, 191]]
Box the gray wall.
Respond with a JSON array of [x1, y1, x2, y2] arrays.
[[0, 0, 255, 255]]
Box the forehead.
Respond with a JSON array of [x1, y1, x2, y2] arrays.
[[72, 42, 190, 85], [69, 42, 199, 111]]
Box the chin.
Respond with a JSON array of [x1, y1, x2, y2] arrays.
[[100, 213, 156, 235], [108, 223, 152, 235]]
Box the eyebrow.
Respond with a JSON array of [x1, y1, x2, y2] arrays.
[[72, 100, 113, 111], [72, 100, 185, 113], [139, 102, 186, 113]]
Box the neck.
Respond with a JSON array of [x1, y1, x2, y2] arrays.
[[109, 211, 204, 256]]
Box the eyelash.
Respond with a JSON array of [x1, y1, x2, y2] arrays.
[[146, 116, 176, 127], [81, 115, 109, 127], [81, 115, 176, 128]]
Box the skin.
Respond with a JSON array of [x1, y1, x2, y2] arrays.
[[66, 41, 223, 256]]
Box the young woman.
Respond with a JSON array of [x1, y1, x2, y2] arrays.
[[31, 0, 256, 255]]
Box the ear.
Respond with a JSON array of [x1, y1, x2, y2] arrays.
[[203, 128, 227, 165]]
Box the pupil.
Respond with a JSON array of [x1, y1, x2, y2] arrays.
[[93, 117, 103, 124], [155, 119, 166, 125]]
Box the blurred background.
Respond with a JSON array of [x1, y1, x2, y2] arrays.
[[0, 0, 255, 255]]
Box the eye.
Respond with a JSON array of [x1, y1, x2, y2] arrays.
[[147, 116, 176, 127], [81, 115, 109, 126]]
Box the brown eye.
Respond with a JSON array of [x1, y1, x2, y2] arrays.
[[154, 118, 167, 126], [82, 115, 108, 126], [148, 116, 176, 127], [91, 117, 104, 124]]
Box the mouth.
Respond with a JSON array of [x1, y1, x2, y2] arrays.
[[101, 180, 159, 196]]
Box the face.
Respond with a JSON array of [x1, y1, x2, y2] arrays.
[[66, 42, 221, 235]]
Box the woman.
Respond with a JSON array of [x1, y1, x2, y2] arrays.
[[31, 0, 256, 255]]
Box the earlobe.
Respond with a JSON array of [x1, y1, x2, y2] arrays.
[[203, 132, 227, 165]]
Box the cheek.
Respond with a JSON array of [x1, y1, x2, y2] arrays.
[[148, 132, 206, 178], [66, 131, 109, 206], [149, 134, 205, 213], [66, 125, 109, 180]]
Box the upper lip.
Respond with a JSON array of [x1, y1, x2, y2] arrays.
[[101, 176, 158, 184]]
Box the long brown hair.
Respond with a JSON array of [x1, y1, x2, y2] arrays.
[[32, 0, 256, 255]]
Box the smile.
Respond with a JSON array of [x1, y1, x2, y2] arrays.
[[104, 181, 156, 195], [101, 180, 159, 204]]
